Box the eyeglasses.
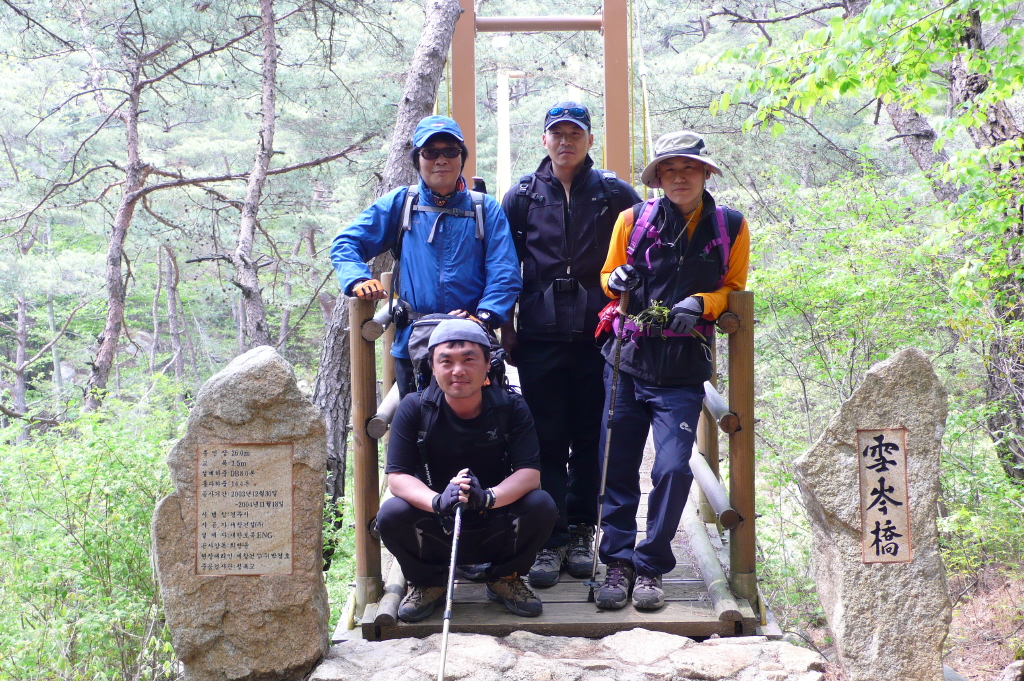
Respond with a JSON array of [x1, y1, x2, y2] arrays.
[[547, 107, 589, 120], [419, 147, 462, 160]]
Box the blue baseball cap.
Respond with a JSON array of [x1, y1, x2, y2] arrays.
[[412, 116, 465, 148]]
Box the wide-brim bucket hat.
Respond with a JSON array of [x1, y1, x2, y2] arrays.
[[640, 130, 723, 188]]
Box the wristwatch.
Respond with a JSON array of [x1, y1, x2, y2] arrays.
[[476, 309, 496, 330]]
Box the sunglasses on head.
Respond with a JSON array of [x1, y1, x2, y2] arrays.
[[548, 107, 589, 120], [419, 146, 462, 160]]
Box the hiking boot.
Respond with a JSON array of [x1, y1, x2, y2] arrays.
[[455, 563, 490, 583], [595, 561, 634, 610], [632, 573, 665, 610], [565, 524, 596, 578], [528, 546, 566, 587], [398, 585, 445, 622], [486, 573, 543, 617]]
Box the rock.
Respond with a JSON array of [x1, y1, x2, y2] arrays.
[[153, 347, 330, 681], [998, 661, 1024, 681], [668, 642, 759, 679], [793, 348, 951, 681], [942, 665, 968, 681], [598, 628, 693, 663]]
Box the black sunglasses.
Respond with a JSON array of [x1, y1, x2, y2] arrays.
[[419, 146, 462, 160], [547, 107, 589, 120]]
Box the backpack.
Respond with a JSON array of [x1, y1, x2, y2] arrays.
[[406, 313, 516, 489], [510, 169, 620, 259], [387, 185, 487, 317], [406, 313, 509, 392]]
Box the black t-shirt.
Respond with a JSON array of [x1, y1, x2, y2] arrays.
[[386, 390, 540, 493]]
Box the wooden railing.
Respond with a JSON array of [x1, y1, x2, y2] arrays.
[[347, 283, 757, 618]]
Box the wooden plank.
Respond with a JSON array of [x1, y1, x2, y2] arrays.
[[380, 600, 737, 640]]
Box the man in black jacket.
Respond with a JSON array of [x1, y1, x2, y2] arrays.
[[500, 102, 641, 586], [377, 318, 556, 621]]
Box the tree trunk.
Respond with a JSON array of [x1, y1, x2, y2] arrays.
[[13, 295, 29, 443], [229, 0, 277, 349], [312, 0, 463, 500], [947, 8, 1024, 481], [150, 246, 163, 373], [84, 79, 143, 411], [884, 104, 962, 203], [164, 246, 185, 381]]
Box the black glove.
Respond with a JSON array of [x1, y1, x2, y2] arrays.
[[431, 481, 463, 517], [668, 296, 704, 335], [462, 469, 489, 510], [608, 264, 641, 293]]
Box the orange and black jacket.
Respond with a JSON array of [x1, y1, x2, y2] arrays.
[[599, 190, 750, 386]]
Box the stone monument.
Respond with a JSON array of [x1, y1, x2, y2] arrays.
[[794, 348, 951, 681], [153, 346, 330, 681]]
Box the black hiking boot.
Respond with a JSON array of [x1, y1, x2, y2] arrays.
[[528, 546, 566, 587], [565, 524, 596, 578]]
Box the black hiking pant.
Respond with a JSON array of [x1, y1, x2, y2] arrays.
[[515, 339, 604, 548], [376, 489, 556, 587]]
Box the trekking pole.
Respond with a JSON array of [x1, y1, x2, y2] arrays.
[[586, 290, 630, 603], [437, 503, 463, 681]]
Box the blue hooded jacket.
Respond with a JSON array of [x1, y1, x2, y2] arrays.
[[330, 177, 522, 359]]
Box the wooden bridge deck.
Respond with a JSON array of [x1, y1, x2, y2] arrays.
[[356, 404, 770, 641]]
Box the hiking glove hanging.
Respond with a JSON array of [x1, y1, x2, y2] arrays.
[[608, 264, 641, 293], [432, 481, 463, 517], [353, 278, 387, 300], [668, 296, 704, 335]]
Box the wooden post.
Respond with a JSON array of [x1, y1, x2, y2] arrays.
[[602, 0, 630, 180], [450, 0, 476, 179], [381, 271, 395, 393], [727, 290, 756, 603], [350, 296, 382, 615], [697, 345, 719, 523]]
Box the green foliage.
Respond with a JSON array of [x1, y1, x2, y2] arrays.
[[0, 392, 185, 680]]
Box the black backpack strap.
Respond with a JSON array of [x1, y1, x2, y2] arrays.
[[416, 383, 444, 488], [481, 384, 515, 475], [511, 173, 539, 259]]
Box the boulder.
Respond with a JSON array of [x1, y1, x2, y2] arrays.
[[311, 630, 824, 681], [153, 346, 330, 681], [794, 348, 951, 681]]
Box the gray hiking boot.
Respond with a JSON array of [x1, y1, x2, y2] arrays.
[[486, 573, 543, 617], [595, 561, 634, 610], [528, 546, 566, 587], [565, 524, 596, 578], [398, 585, 445, 622], [632, 573, 665, 610]]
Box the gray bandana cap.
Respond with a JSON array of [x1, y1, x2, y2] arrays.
[[428, 318, 491, 352], [640, 130, 723, 188]]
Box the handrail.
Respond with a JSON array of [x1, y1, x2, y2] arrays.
[[367, 383, 401, 440], [689, 444, 741, 530], [360, 302, 394, 342], [680, 497, 742, 622], [703, 381, 740, 433]]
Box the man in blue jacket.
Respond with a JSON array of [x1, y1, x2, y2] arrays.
[[331, 116, 522, 396]]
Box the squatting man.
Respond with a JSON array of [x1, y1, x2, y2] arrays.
[[375, 318, 557, 621]]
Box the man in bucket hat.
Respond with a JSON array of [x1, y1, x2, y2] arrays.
[[593, 130, 750, 611], [330, 115, 521, 397], [376, 318, 557, 621], [500, 101, 640, 587]]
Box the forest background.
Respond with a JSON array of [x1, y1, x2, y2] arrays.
[[1, 0, 1022, 678]]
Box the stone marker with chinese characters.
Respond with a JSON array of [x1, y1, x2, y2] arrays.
[[197, 443, 294, 575], [794, 348, 951, 681], [858, 429, 912, 564], [153, 347, 329, 681]]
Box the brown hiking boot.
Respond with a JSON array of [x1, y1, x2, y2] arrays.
[[486, 573, 543, 617]]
